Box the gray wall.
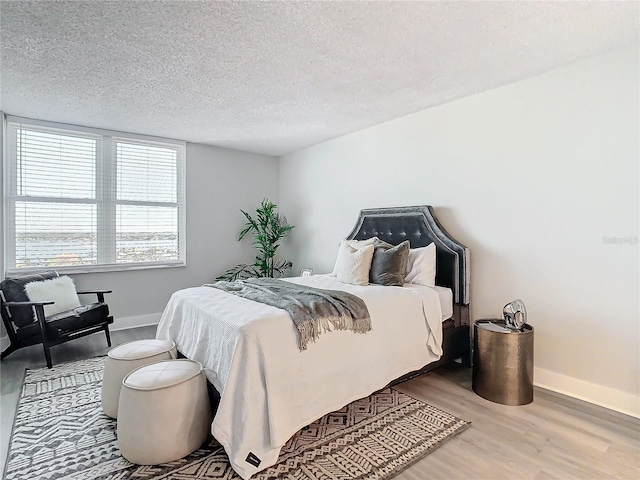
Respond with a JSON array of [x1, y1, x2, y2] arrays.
[[1, 140, 279, 329], [77, 142, 279, 326], [279, 43, 639, 416]]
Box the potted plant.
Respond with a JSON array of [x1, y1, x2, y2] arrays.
[[216, 198, 294, 281]]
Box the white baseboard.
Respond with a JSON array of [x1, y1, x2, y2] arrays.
[[111, 312, 161, 331], [535, 366, 640, 419]]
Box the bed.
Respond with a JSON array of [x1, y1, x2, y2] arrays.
[[156, 205, 470, 479]]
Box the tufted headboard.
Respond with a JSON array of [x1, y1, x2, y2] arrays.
[[346, 205, 470, 325]]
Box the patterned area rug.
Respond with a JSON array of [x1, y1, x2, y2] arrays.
[[5, 357, 470, 480]]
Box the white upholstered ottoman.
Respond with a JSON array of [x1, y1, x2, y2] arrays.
[[101, 339, 177, 418], [117, 359, 212, 465]]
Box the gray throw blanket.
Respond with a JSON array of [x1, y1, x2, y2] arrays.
[[206, 278, 371, 350]]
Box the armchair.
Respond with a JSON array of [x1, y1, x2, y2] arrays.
[[0, 271, 114, 368]]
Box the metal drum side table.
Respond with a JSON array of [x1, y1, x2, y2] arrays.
[[472, 319, 534, 406]]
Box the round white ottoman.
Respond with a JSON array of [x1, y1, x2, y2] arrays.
[[117, 359, 212, 465], [101, 339, 177, 419]]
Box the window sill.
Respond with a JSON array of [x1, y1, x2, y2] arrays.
[[5, 261, 186, 277]]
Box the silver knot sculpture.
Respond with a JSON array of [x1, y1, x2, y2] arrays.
[[503, 299, 527, 330]]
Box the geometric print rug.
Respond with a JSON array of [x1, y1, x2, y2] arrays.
[[4, 357, 470, 480]]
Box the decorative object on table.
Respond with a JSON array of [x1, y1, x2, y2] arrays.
[[472, 318, 534, 406], [503, 298, 527, 330], [4, 357, 470, 480], [300, 268, 314, 277], [216, 198, 294, 281]]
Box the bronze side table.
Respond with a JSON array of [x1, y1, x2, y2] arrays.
[[472, 319, 534, 406]]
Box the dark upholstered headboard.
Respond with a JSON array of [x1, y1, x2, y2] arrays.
[[346, 205, 470, 324]]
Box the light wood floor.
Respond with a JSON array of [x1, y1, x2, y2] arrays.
[[1, 326, 638, 479]]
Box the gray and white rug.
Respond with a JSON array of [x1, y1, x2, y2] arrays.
[[5, 357, 470, 480]]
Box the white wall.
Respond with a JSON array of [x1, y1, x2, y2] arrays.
[[1, 140, 279, 330], [279, 43, 640, 416]]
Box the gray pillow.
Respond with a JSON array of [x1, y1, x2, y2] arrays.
[[369, 240, 410, 286]]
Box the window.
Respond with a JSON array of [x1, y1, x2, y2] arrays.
[[4, 116, 186, 274]]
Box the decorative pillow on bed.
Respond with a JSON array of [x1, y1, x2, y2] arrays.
[[333, 241, 375, 285], [369, 240, 410, 286], [25, 276, 81, 318], [405, 242, 436, 287], [331, 237, 378, 276]]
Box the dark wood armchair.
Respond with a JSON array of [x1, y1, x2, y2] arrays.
[[0, 271, 114, 368]]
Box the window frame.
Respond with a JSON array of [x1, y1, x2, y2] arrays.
[[3, 115, 187, 275]]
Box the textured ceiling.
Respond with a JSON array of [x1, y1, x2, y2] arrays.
[[1, 1, 638, 156]]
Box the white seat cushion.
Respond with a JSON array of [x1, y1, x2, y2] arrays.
[[101, 339, 176, 419], [124, 359, 203, 390], [108, 338, 176, 360]]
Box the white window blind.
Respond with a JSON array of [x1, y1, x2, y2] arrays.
[[4, 117, 186, 274]]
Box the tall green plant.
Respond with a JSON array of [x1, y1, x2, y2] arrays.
[[216, 199, 294, 281]]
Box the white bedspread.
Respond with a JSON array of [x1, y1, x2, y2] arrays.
[[156, 275, 443, 479]]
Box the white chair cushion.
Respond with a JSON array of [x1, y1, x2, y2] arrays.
[[25, 276, 81, 317]]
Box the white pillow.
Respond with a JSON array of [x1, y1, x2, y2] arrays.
[[405, 243, 436, 287], [333, 241, 375, 286], [25, 276, 81, 317], [331, 237, 378, 276], [345, 237, 378, 249]]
